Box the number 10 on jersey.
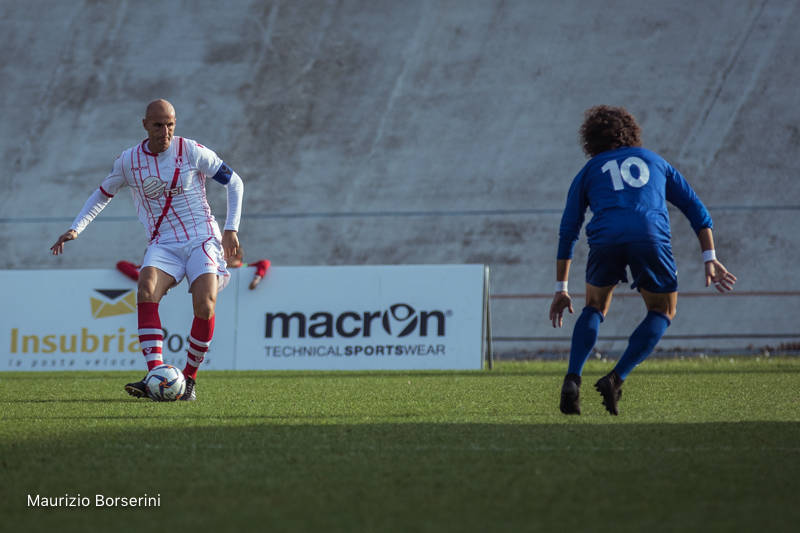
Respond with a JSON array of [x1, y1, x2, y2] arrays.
[[601, 156, 650, 191]]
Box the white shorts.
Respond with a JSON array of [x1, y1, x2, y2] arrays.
[[142, 236, 231, 291]]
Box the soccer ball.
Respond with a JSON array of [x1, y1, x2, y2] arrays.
[[144, 364, 186, 401]]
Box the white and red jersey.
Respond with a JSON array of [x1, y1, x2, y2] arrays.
[[72, 137, 241, 244]]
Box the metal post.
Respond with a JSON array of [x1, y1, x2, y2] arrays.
[[483, 265, 493, 370]]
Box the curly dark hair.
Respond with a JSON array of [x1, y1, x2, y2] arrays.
[[579, 105, 642, 158]]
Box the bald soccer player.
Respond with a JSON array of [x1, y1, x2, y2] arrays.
[[51, 99, 245, 401]]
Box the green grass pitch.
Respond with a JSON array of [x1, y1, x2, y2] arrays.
[[1, 357, 799, 533]]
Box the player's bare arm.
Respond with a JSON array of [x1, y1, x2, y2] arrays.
[[697, 227, 737, 292], [705, 261, 736, 292], [549, 258, 574, 328], [222, 230, 240, 261], [50, 229, 78, 255]]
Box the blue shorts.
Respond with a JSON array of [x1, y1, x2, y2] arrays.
[[586, 242, 678, 293]]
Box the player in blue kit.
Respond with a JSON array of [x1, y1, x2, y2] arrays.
[[549, 105, 737, 415]]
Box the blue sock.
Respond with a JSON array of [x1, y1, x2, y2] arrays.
[[567, 307, 604, 376], [614, 311, 671, 380]]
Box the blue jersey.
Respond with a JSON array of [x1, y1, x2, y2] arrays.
[[557, 147, 712, 259]]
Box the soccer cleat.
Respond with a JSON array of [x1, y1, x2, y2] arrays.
[[594, 370, 624, 415], [124, 378, 148, 399], [559, 373, 582, 415], [180, 376, 196, 401]]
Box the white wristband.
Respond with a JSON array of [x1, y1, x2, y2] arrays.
[[702, 249, 717, 263], [555, 281, 568, 293]]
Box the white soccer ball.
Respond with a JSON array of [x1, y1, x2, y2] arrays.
[[144, 364, 186, 401]]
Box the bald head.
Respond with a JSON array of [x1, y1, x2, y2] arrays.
[[145, 99, 175, 119], [142, 99, 176, 153]]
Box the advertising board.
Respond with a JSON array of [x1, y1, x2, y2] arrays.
[[0, 265, 487, 371]]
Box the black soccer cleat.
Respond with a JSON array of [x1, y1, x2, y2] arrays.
[[180, 376, 196, 401], [124, 378, 148, 399], [559, 373, 582, 415], [594, 370, 624, 415]]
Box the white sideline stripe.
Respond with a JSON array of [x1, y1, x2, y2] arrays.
[[107, 442, 800, 453], [189, 335, 211, 348], [138, 328, 163, 337], [139, 340, 162, 349]]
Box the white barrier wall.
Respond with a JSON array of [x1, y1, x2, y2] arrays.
[[0, 269, 235, 371], [0, 265, 488, 371], [239, 265, 487, 370]]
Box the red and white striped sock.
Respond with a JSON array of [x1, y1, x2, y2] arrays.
[[184, 315, 214, 380], [138, 302, 164, 371]]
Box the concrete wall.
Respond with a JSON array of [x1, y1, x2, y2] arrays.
[[2, 0, 798, 356]]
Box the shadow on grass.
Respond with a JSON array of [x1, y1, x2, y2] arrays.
[[1, 421, 799, 533], [0, 399, 134, 404], [1, 413, 424, 421]]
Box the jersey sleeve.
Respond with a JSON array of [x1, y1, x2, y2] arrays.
[[188, 139, 224, 178], [664, 164, 712, 233], [186, 139, 243, 230], [99, 156, 128, 197], [557, 169, 589, 259], [223, 171, 244, 231], [70, 156, 127, 234]]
